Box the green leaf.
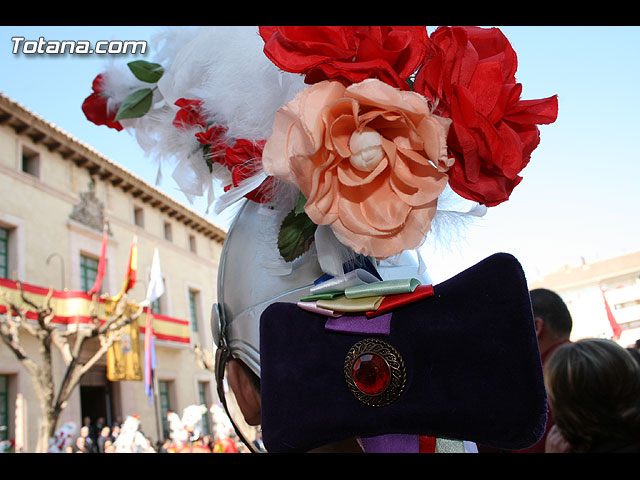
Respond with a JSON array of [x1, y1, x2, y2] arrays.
[[278, 208, 317, 262], [127, 60, 164, 83], [114, 88, 154, 121], [294, 191, 307, 215]]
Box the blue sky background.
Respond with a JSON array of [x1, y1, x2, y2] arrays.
[[1, 26, 639, 284]]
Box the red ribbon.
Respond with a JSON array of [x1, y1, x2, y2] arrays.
[[419, 435, 437, 453], [365, 284, 435, 318]]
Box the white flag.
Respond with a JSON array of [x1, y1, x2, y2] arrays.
[[146, 247, 165, 305]]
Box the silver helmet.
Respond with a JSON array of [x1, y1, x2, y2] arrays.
[[211, 198, 325, 379], [211, 197, 432, 379], [210, 196, 431, 452]]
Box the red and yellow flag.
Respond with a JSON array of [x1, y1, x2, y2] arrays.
[[113, 236, 138, 302]]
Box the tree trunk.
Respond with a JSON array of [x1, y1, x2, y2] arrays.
[[36, 409, 59, 453], [35, 330, 58, 453]]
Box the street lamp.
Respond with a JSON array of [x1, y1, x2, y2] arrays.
[[46, 253, 65, 290]]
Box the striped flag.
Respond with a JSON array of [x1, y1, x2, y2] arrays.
[[144, 312, 157, 404]]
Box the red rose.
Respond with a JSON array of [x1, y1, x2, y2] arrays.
[[173, 98, 207, 129], [414, 26, 558, 206], [223, 139, 274, 204], [260, 26, 430, 90], [81, 74, 123, 131], [195, 124, 228, 155]]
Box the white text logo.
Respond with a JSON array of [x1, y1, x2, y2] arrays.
[[11, 37, 147, 55]]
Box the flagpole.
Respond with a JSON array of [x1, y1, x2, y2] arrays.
[[153, 364, 162, 443], [144, 247, 165, 444]]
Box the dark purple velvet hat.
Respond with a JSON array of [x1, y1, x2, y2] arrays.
[[260, 253, 547, 453]]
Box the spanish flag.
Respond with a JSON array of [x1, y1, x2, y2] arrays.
[[113, 236, 138, 302]]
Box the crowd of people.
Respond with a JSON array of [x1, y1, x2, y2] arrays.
[[155, 431, 263, 453], [62, 417, 116, 453], [64, 415, 259, 453]]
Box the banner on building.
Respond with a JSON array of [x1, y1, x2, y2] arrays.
[[106, 322, 143, 381], [0, 278, 190, 345]]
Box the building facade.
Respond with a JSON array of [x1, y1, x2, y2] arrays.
[[529, 251, 640, 348], [0, 92, 226, 452]]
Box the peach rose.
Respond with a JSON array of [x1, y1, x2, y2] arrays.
[[262, 78, 453, 259]]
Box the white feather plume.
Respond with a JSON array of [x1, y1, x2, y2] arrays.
[[170, 26, 306, 142], [116, 26, 306, 211]]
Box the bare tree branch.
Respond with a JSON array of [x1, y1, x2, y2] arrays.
[[194, 343, 216, 372], [50, 330, 73, 365], [0, 314, 41, 379]]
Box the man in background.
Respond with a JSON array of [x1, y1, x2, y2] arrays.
[[479, 288, 573, 453]]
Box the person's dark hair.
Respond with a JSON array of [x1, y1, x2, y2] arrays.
[[545, 338, 640, 451], [627, 347, 640, 367], [529, 288, 572, 337]]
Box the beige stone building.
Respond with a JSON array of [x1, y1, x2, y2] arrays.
[[530, 251, 640, 348], [0, 91, 226, 452]]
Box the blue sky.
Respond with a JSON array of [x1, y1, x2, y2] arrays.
[[1, 26, 639, 284]]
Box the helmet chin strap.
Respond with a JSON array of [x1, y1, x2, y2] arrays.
[[214, 343, 262, 453]]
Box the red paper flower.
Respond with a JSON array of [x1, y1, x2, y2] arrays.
[[223, 139, 274, 204], [414, 26, 558, 206], [81, 74, 123, 131], [195, 124, 228, 154], [260, 26, 430, 90], [173, 98, 207, 129]]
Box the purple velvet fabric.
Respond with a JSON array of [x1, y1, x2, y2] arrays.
[[259, 253, 547, 453]]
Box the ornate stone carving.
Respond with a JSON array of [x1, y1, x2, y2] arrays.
[[69, 179, 110, 233]]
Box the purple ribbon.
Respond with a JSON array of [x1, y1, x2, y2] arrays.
[[359, 434, 420, 453], [324, 312, 392, 336]]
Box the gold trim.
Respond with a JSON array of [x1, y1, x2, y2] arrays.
[[344, 338, 406, 407]]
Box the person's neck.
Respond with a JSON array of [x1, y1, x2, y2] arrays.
[[539, 335, 569, 362]]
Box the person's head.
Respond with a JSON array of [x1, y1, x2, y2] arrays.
[[529, 288, 572, 352], [544, 338, 640, 451], [80, 426, 89, 437], [627, 347, 640, 366], [100, 426, 110, 437], [75, 436, 85, 447]]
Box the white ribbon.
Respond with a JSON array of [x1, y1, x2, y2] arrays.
[[214, 170, 268, 215]]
